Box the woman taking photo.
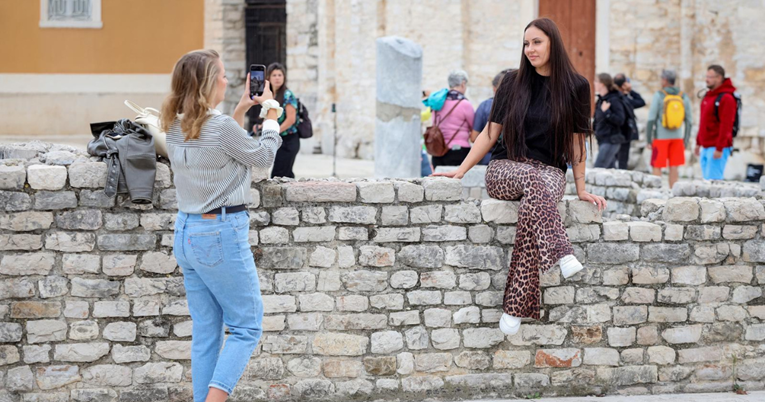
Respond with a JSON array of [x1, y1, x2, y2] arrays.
[[266, 62, 300, 178], [593, 72, 627, 168], [161, 49, 282, 402], [434, 18, 606, 335]]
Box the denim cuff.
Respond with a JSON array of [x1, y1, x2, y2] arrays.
[[209, 382, 232, 395]]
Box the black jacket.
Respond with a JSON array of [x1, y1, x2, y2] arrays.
[[88, 119, 157, 204], [594, 90, 627, 143], [624, 90, 646, 109]]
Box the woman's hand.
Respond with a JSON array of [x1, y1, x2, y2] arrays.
[[600, 101, 611, 112], [578, 190, 607, 211], [234, 79, 276, 128], [237, 79, 275, 111], [252, 80, 274, 105], [431, 168, 466, 180]]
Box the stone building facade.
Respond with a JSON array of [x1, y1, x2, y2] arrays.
[[2, 143, 765, 400], [204, 0, 765, 180]]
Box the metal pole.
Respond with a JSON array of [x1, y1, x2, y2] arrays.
[[332, 103, 337, 178]]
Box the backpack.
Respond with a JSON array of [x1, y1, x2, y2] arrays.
[[621, 95, 639, 141], [424, 100, 464, 157], [715, 92, 742, 138], [296, 99, 313, 139], [661, 90, 685, 130]]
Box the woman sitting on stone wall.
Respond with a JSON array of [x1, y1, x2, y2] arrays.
[[433, 18, 607, 335], [160, 49, 282, 402]]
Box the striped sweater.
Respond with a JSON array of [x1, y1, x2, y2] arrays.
[[167, 111, 282, 214]]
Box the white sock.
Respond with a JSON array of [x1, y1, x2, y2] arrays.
[[499, 313, 521, 335], [559, 254, 583, 279]]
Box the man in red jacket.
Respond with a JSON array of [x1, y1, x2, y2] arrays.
[[694, 65, 737, 180]]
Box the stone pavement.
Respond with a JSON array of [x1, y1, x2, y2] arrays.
[[464, 390, 765, 401]]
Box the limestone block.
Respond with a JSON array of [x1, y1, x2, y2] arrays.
[[272, 207, 299, 225], [34, 191, 77, 210], [0, 165, 26, 189], [357, 182, 395, 203], [423, 225, 467, 241], [284, 182, 356, 202], [381, 206, 408, 225], [68, 162, 107, 188], [27, 165, 67, 190], [663, 197, 699, 222], [395, 182, 424, 202]]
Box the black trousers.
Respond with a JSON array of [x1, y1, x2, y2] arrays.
[[271, 133, 300, 178], [431, 148, 471, 170], [617, 139, 632, 170]]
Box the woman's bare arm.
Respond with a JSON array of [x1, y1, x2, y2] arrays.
[[571, 133, 606, 210], [432, 122, 501, 179]]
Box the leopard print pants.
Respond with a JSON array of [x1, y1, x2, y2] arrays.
[[485, 158, 574, 320]]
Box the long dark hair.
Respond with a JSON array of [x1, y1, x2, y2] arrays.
[[490, 18, 590, 166], [266, 62, 287, 105]]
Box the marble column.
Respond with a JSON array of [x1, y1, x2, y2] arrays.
[[375, 36, 423, 179]]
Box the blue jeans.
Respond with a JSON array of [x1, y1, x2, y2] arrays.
[[594, 141, 621, 168], [699, 146, 731, 180], [421, 149, 433, 177], [173, 209, 263, 401]]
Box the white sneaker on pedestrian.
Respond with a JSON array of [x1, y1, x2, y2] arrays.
[[499, 313, 521, 335], [559, 254, 583, 279]]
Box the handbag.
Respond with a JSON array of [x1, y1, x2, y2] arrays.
[[125, 100, 168, 158], [424, 99, 464, 157]]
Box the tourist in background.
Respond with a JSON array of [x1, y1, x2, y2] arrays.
[[266, 63, 300, 178], [646, 69, 692, 188], [471, 69, 513, 165], [614, 73, 645, 169], [696, 64, 737, 180], [593, 73, 627, 168], [430, 70, 475, 170]]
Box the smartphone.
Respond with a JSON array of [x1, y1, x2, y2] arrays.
[[249, 64, 266, 99]]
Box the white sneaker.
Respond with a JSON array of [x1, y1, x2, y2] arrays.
[[499, 313, 521, 335], [559, 254, 584, 279]]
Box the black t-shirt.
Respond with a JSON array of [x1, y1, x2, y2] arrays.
[[489, 70, 592, 171]]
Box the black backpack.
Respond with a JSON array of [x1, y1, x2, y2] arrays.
[[715, 92, 742, 137], [296, 99, 313, 139], [621, 94, 639, 141]]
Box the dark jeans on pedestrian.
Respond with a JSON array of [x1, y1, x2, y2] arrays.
[[594, 142, 621, 168], [431, 148, 471, 170], [617, 140, 632, 169], [271, 133, 300, 178]]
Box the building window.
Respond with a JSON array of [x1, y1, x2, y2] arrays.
[[40, 0, 102, 29]]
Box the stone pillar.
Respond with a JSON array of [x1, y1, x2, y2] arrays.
[[204, 0, 246, 116], [374, 36, 423, 179]]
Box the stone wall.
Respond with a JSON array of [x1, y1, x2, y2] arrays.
[[3, 146, 765, 401], [436, 165, 765, 219]]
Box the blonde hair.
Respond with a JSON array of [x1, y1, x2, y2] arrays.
[[160, 49, 222, 141]]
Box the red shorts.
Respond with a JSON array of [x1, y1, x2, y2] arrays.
[[651, 138, 685, 168]]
